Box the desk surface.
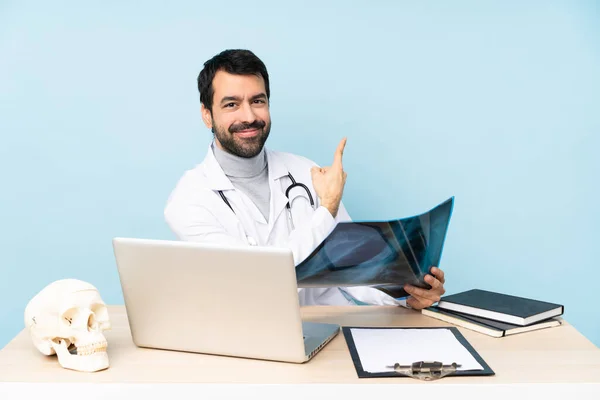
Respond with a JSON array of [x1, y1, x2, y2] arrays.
[[1, 305, 599, 385]]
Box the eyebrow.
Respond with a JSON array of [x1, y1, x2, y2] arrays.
[[219, 93, 267, 105], [250, 93, 267, 101], [220, 96, 241, 105]]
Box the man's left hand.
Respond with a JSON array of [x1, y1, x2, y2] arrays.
[[404, 266, 446, 310]]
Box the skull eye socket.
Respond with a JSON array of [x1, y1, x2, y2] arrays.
[[91, 304, 108, 321], [61, 305, 107, 331], [61, 308, 88, 328], [88, 313, 99, 330], [90, 304, 109, 330]]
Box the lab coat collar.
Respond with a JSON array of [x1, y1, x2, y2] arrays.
[[265, 149, 292, 230], [200, 142, 235, 191], [265, 149, 289, 181], [201, 140, 291, 230]]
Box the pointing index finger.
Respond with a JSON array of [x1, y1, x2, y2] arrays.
[[333, 137, 347, 168]]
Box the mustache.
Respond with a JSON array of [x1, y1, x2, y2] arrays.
[[229, 120, 266, 133]]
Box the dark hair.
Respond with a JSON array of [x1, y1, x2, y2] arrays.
[[197, 49, 270, 112]]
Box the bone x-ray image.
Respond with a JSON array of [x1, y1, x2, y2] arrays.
[[295, 197, 454, 299]]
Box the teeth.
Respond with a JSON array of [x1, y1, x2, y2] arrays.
[[76, 342, 108, 356]]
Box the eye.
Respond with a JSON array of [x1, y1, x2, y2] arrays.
[[224, 102, 236, 108], [253, 99, 265, 104]]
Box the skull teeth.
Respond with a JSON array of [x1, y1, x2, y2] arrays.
[[76, 342, 108, 356]]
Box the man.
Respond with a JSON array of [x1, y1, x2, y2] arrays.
[[164, 49, 446, 308]]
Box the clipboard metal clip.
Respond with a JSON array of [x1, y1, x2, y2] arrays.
[[386, 361, 460, 381]]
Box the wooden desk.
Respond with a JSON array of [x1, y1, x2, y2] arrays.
[[1, 305, 599, 399]]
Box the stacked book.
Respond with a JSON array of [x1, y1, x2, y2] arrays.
[[422, 289, 564, 338]]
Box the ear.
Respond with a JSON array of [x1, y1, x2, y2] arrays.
[[201, 104, 213, 129]]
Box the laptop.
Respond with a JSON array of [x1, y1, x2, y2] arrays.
[[112, 237, 340, 363]]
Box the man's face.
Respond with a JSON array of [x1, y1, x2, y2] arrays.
[[201, 70, 271, 158]]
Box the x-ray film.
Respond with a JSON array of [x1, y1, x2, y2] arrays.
[[295, 197, 454, 299]]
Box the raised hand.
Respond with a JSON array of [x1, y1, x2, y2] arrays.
[[310, 137, 348, 218]]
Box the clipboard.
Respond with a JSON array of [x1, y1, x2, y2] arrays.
[[342, 326, 495, 379]]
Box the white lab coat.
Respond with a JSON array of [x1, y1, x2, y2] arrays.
[[164, 142, 408, 307]]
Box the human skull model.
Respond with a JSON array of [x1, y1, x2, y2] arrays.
[[24, 279, 111, 372]]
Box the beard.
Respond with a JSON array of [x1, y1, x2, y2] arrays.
[[212, 118, 271, 158]]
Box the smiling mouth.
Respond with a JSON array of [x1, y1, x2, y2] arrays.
[[235, 129, 260, 138]]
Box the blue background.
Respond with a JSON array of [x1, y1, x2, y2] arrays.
[[1, 0, 598, 349]]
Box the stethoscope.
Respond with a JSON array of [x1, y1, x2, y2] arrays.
[[217, 172, 315, 245]]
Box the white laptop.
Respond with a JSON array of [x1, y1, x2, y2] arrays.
[[112, 237, 340, 363]]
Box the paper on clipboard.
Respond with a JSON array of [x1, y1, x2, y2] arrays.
[[349, 328, 484, 373]]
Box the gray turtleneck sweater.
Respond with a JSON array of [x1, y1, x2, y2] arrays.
[[212, 143, 271, 222]]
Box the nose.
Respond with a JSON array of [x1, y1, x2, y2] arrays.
[[239, 101, 257, 123]]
